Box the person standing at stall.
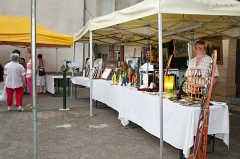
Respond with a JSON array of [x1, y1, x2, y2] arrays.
[[185, 40, 219, 86], [5, 50, 27, 103], [25, 48, 38, 108], [121, 61, 132, 83], [0, 64, 3, 83], [4, 53, 26, 111], [185, 40, 219, 144], [37, 54, 46, 94]]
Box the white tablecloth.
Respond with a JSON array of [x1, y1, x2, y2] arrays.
[[72, 76, 91, 87], [92, 79, 125, 112], [46, 74, 71, 94], [71, 79, 229, 158], [118, 88, 229, 157]]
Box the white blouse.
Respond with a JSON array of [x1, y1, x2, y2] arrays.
[[4, 61, 26, 89]]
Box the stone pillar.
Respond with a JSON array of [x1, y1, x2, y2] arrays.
[[212, 39, 236, 101]]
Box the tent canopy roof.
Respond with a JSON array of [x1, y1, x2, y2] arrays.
[[74, 0, 240, 46], [0, 15, 73, 47]]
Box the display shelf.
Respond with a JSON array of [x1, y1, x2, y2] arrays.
[[186, 68, 206, 100]]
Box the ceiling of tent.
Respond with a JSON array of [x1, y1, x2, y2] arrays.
[[0, 15, 73, 47], [74, 0, 240, 46]]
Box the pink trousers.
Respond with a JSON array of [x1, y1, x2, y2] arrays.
[[27, 78, 38, 97]]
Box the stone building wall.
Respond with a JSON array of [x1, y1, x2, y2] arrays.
[[212, 39, 236, 101]]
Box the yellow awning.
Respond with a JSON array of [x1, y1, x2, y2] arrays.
[[0, 15, 73, 47]]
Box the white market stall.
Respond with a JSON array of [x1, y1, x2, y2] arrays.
[[73, 0, 240, 158]]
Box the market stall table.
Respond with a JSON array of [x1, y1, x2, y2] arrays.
[[72, 76, 91, 87], [46, 74, 71, 96], [71, 76, 92, 99], [71, 78, 125, 110], [118, 87, 229, 158], [92, 79, 126, 111], [70, 79, 229, 158]]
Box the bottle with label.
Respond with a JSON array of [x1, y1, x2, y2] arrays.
[[113, 72, 117, 85], [119, 71, 123, 83]]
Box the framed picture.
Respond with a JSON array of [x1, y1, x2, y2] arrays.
[[104, 59, 118, 71], [84, 58, 90, 77], [92, 66, 102, 79], [126, 57, 140, 72], [93, 58, 103, 68], [150, 46, 158, 65], [199, 36, 223, 65], [141, 46, 150, 65], [87, 58, 103, 78], [174, 40, 188, 58], [67, 62, 80, 73], [101, 68, 113, 80], [162, 47, 169, 68]]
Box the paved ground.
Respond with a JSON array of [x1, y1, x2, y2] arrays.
[[0, 86, 240, 159]]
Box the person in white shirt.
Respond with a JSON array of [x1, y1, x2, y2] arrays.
[[185, 40, 219, 86], [4, 53, 26, 111], [185, 40, 220, 145]]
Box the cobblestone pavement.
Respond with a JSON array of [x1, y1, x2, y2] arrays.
[[0, 88, 239, 159]]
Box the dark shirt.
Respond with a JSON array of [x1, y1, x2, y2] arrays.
[[0, 64, 3, 82]]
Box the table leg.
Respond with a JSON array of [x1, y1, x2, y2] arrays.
[[212, 134, 215, 152], [75, 84, 77, 98], [128, 121, 139, 129], [52, 78, 56, 97], [179, 150, 185, 159], [207, 134, 215, 153], [57, 79, 60, 92], [68, 78, 70, 96]]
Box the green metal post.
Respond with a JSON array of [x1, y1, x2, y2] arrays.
[[62, 69, 66, 109]]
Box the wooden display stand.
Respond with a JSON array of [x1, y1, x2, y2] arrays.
[[186, 68, 206, 100]]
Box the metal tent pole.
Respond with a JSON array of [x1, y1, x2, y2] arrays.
[[71, 42, 76, 98], [82, 0, 86, 71], [89, 30, 93, 117], [31, 0, 38, 158], [158, 2, 164, 159], [56, 48, 58, 74], [73, 42, 76, 61]]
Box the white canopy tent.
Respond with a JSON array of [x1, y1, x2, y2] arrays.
[[74, 0, 240, 45], [73, 0, 240, 158]]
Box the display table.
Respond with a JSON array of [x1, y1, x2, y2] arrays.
[[71, 79, 229, 158], [72, 76, 91, 87], [92, 79, 126, 111], [46, 74, 71, 96], [118, 88, 229, 158], [71, 76, 92, 99]]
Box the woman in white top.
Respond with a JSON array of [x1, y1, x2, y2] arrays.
[[4, 53, 26, 111]]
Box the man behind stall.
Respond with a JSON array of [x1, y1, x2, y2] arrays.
[[184, 40, 220, 144], [185, 40, 219, 86]]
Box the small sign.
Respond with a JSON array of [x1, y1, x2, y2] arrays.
[[142, 73, 148, 87], [101, 68, 112, 80]]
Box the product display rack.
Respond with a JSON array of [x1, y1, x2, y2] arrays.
[[185, 68, 206, 100]]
